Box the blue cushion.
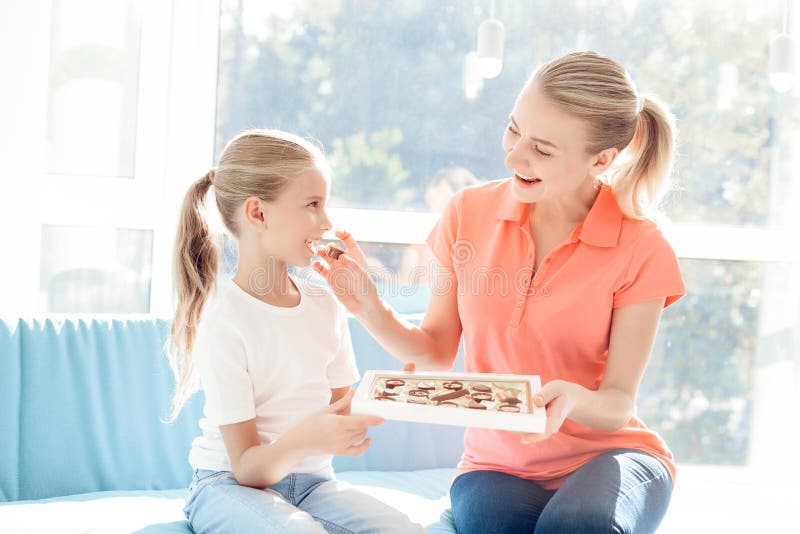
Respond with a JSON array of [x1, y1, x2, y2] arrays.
[[0, 468, 458, 533], [0, 320, 22, 501], [13, 318, 204, 500], [1, 316, 466, 502]]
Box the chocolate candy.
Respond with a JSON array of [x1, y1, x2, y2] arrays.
[[430, 388, 469, 402], [326, 244, 345, 259], [416, 382, 436, 390], [498, 404, 521, 412], [443, 381, 463, 390], [408, 389, 430, 397], [467, 400, 487, 410], [385, 379, 405, 389], [375, 395, 397, 401], [407, 397, 428, 405], [471, 392, 494, 402], [436, 401, 458, 407], [378, 388, 399, 396], [471, 384, 491, 392]]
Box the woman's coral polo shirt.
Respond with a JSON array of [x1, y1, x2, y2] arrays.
[[426, 178, 686, 490]]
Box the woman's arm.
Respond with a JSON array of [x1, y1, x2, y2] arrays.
[[220, 390, 383, 487], [522, 297, 665, 442], [315, 233, 462, 370]]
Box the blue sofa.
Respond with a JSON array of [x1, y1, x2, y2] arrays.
[[0, 316, 465, 532]]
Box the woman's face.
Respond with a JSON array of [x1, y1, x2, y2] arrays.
[[503, 84, 601, 205]]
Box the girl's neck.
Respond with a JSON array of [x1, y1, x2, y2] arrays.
[[231, 250, 300, 307]]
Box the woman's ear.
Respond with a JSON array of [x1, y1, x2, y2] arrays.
[[589, 147, 619, 177], [242, 196, 267, 230]]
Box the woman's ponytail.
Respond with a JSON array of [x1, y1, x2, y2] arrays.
[[608, 95, 676, 219], [165, 170, 218, 422]]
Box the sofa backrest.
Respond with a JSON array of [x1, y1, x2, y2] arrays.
[[0, 316, 464, 502]]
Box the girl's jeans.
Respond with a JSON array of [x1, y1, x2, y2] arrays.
[[450, 449, 672, 534], [184, 469, 423, 534]]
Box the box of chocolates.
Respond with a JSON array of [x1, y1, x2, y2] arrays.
[[351, 370, 546, 433]]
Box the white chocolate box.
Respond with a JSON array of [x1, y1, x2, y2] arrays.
[[352, 370, 546, 433]]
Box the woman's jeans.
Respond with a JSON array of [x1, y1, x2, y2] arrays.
[[450, 449, 672, 534], [183, 469, 423, 534]]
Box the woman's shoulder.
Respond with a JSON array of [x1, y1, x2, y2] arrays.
[[618, 216, 677, 255]]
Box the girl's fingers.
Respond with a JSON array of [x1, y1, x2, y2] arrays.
[[345, 437, 371, 456]]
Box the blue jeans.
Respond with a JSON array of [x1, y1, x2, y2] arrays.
[[184, 469, 423, 533], [450, 449, 672, 534]]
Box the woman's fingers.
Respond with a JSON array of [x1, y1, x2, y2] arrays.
[[334, 228, 369, 270], [402, 362, 416, 372]]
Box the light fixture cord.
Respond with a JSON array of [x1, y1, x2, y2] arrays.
[[783, 0, 788, 34], [490, 0, 496, 19]]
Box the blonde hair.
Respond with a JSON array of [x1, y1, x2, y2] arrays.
[[532, 51, 676, 219], [165, 129, 328, 421]]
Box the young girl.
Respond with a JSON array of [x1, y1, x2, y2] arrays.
[[167, 129, 423, 533]]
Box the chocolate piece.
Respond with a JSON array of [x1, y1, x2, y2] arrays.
[[377, 388, 399, 396], [471, 392, 494, 402], [374, 395, 397, 401], [436, 401, 458, 407], [407, 397, 428, 405], [408, 389, 430, 397], [385, 379, 405, 389], [498, 404, 521, 412], [443, 381, 463, 390], [467, 400, 487, 410], [500, 396, 522, 405], [471, 383, 491, 392], [326, 244, 345, 259], [430, 388, 469, 402], [416, 381, 436, 390]]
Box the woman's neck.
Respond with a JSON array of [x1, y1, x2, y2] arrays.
[[529, 178, 600, 227]]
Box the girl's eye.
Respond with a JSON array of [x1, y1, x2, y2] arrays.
[[535, 146, 552, 158]]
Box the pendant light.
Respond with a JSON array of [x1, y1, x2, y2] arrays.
[[477, 0, 504, 79], [769, 0, 796, 93]]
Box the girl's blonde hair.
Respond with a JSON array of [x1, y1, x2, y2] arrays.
[[165, 129, 328, 421], [532, 51, 676, 219]]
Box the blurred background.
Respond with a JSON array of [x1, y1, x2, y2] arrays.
[[1, 0, 799, 490]]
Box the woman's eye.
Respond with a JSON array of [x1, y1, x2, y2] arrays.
[[535, 146, 551, 158], [307, 201, 318, 208], [506, 125, 519, 136]]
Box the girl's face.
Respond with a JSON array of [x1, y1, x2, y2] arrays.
[[503, 85, 602, 205], [262, 166, 332, 266]]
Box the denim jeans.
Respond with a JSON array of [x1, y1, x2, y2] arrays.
[[450, 449, 672, 534], [183, 469, 423, 534]]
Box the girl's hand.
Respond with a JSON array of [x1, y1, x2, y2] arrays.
[[519, 380, 581, 444], [313, 235, 380, 317], [297, 389, 384, 456]]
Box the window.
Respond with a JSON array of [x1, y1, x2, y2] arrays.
[[213, 0, 800, 473]]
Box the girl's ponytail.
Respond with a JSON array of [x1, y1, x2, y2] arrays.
[[165, 170, 218, 422], [609, 95, 676, 219]]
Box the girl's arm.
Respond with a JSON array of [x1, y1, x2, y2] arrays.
[[315, 244, 462, 371], [522, 298, 665, 442], [220, 389, 383, 487]]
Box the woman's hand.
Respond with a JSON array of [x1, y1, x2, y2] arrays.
[[294, 389, 384, 456], [519, 380, 584, 444], [313, 230, 381, 317]]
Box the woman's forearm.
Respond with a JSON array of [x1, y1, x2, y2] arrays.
[[358, 298, 454, 370], [568, 385, 635, 433]]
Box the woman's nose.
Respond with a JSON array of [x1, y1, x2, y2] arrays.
[[504, 142, 524, 169]]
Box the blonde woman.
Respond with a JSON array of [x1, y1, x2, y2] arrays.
[[167, 130, 423, 533], [316, 51, 685, 533]]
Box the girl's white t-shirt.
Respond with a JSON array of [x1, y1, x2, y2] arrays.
[[188, 275, 360, 477]]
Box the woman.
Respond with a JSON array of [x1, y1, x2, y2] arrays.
[[316, 51, 685, 534]]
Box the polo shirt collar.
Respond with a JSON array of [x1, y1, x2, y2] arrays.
[[495, 181, 623, 248]]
